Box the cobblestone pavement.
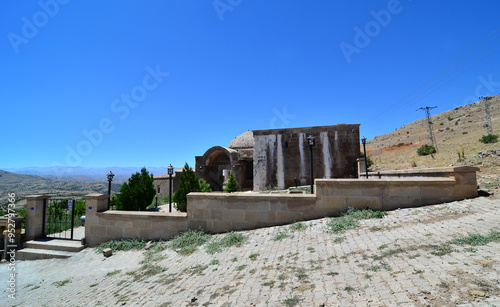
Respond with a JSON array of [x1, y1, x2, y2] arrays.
[[2, 197, 500, 306]]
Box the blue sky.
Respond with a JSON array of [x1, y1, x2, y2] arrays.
[[2, 1, 500, 170]]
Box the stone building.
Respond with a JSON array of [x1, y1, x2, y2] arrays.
[[152, 168, 182, 196], [195, 130, 254, 191], [196, 124, 360, 192], [253, 124, 360, 191]]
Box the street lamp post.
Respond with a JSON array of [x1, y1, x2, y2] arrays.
[[155, 194, 158, 209], [307, 135, 315, 194], [168, 164, 174, 212], [361, 136, 368, 179], [107, 171, 114, 210]]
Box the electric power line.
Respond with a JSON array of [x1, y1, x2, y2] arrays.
[[416, 106, 438, 150], [480, 96, 494, 135]]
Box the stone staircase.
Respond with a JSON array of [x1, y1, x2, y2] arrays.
[[17, 239, 87, 260]]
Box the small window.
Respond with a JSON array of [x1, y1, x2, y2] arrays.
[[157, 185, 160, 193]]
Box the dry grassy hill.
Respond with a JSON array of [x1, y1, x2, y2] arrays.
[[365, 95, 500, 194]]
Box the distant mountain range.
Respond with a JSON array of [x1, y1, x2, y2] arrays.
[[3, 166, 170, 183]]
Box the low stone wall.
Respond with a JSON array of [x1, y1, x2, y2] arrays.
[[28, 166, 477, 247], [84, 193, 187, 247], [187, 193, 317, 233]]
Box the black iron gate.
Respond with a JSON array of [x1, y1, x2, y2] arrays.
[[43, 198, 82, 240]]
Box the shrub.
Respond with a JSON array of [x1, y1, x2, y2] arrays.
[[417, 144, 436, 156], [116, 167, 156, 211], [479, 134, 498, 144], [198, 178, 212, 192], [359, 152, 374, 168], [224, 171, 238, 193]]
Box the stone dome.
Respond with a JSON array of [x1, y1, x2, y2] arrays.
[[228, 130, 254, 149]]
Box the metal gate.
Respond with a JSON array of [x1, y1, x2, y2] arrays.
[[43, 198, 82, 240]]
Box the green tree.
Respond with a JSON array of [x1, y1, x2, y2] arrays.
[[173, 163, 199, 212], [224, 171, 238, 193], [116, 167, 156, 211]]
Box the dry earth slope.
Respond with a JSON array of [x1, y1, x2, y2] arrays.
[[366, 95, 500, 195]]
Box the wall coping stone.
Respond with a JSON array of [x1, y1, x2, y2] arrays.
[[316, 178, 456, 186], [97, 211, 187, 219], [85, 193, 110, 200], [369, 166, 480, 176], [25, 195, 51, 200], [188, 192, 317, 200]]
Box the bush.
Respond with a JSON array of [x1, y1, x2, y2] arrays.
[[116, 167, 156, 211], [417, 144, 436, 156], [198, 178, 212, 192], [359, 152, 374, 168], [224, 171, 238, 193], [479, 134, 498, 144]]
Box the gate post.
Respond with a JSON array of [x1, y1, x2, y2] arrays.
[[84, 193, 109, 247], [25, 195, 51, 241]]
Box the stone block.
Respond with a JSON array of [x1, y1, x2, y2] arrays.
[[276, 211, 301, 224], [222, 210, 246, 223], [187, 220, 208, 231], [386, 185, 421, 197], [381, 196, 420, 211], [245, 210, 266, 222], [316, 195, 346, 211], [105, 225, 123, 238], [287, 199, 315, 211], [420, 185, 451, 198], [103, 248, 112, 257]]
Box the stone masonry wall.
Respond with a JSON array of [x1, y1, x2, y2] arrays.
[[78, 166, 478, 246]]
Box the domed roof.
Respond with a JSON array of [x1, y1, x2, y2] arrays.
[[228, 130, 254, 149]]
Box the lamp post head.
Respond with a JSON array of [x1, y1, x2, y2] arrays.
[[167, 164, 174, 175], [361, 136, 366, 144], [307, 134, 315, 147], [107, 171, 115, 182]]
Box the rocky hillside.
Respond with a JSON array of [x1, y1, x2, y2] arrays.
[[366, 95, 500, 194]]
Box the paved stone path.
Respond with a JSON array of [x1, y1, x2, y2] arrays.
[[2, 197, 500, 306]]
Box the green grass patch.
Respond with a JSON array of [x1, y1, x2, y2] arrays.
[[282, 295, 302, 307], [52, 279, 71, 287], [95, 239, 148, 253], [449, 232, 500, 246], [326, 208, 386, 233], [289, 222, 308, 232], [249, 253, 259, 261], [273, 231, 289, 241], [106, 269, 122, 277], [206, 232, 247, 254], [168, 230, 211, 255]]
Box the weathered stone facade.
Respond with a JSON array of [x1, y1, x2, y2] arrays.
[[195, 130, 254, 191], [253, 124, 360, 191], [196, 124, 360, 192]]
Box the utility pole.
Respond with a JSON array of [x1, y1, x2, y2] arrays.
[[479, 96, 493, 136], [416, 106, 438, 151]]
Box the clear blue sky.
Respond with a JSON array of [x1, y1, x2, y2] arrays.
[[2, 1, 499, 169]]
